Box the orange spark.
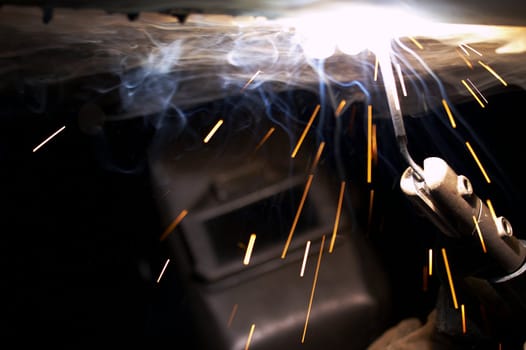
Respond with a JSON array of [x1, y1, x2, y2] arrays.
[[254, 127, 275, 153], [300, 240, 311, 277], [456, 48, 473, 68], [372, 123, 378, 166], [335, 99, 346, 117], [329, 181, 346, 253], [245, 324, 256, 350], [442, 248, 459, 309], [408, 36, 424, 50], [461, 304, 467, 334], [227, 304, 238, 328], [203, 119, 224, 143], [473, 216, 488, 253], [478, 61, 508, 87], [465, 141, 491, 183], [243, 233, 257, 265], [160, 209, 188, 241], [486, 199, 497, 221], [309, 141, 326, 174], [281, 174, 314, 259], [33, 125, 66, 152], [441, 99, 457, 128], [461, 79, 485, 108], [156, 258, 170, 284], [302, 235, 326, 344], [241, 70, 262, 92], [367, 104, 373, 183], [291, 104, 320, 158]]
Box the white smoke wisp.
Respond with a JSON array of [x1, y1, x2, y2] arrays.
[[0, 4, 525, 119]]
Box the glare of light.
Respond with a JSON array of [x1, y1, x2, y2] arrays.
[[279, 3, 434, 59], [494, 27, 526, 54], [277, 2, 526, 62]]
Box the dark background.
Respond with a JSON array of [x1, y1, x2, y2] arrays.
[[1, 104, 193, 341]]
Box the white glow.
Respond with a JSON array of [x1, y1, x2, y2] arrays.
[[279, 2, 432, 58], [277, 2, 526, 59]]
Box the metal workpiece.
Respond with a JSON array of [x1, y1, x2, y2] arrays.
[[401, 157, 526, 275]]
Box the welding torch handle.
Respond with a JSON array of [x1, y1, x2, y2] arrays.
[[401, 157, 526, 275], [429, 184, 525, 274]]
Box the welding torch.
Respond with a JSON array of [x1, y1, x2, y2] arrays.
[[377, 43, 526, 323], [400, 156, 526, 312], [379, 42, 526, 282]]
